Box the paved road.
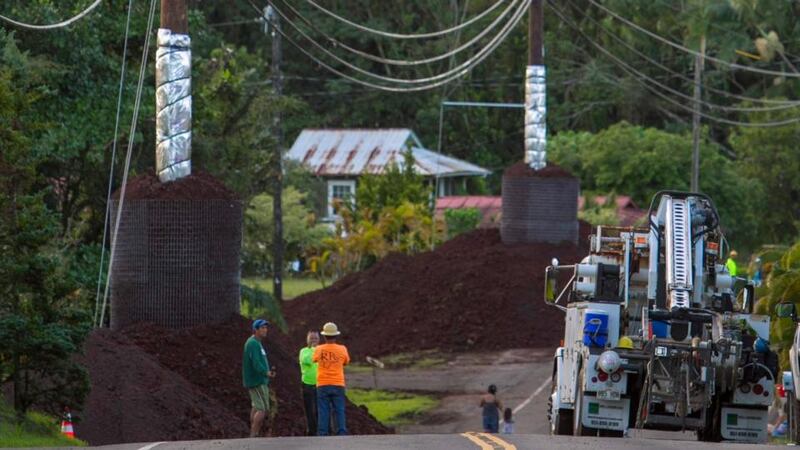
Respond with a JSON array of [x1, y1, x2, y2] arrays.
[[347, 348, 554, 435], [56, 434, 779, 450]]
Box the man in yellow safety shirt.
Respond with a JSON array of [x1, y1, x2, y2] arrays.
[[726, 250, 739, 277]]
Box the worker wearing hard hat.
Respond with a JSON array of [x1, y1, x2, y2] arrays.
[[726, 250, 739, 277], [313, 322, 350, 436]]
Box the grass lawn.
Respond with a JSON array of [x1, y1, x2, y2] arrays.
[[243, 277, 327, 299], [346, 389, 438, 426], [0, 401, 86, 448]]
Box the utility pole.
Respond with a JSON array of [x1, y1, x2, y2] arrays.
[[524, 0, 546, 169], [161, 0, 186, 33], [266, 6, 284, 302], [529, 0, 543, 65], [691, 35, 706, 193]]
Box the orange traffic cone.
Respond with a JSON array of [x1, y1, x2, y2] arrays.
[[60, 408, 75, 439]]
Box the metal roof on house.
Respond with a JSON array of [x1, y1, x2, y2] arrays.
[[287, 128, 491, 178]]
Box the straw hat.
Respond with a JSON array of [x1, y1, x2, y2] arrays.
[[321, 322, 341, 336], [730, 250, 738, 257]]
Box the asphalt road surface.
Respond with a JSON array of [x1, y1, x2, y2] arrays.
[[53, 434, 781, 450]]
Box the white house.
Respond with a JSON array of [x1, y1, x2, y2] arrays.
[[287, 128, 491, 219]]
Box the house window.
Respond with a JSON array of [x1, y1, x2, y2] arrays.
[[327, 180, 356, 218]]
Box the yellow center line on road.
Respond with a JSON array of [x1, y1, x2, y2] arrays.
[[476, 432, 517, 450], [461, 432, 496, 449], [461, 431, 517, 450]]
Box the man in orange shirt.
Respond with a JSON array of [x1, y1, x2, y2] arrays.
[[313, 322, 350, 436]]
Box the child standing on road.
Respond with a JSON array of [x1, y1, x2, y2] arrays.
[[502, 408, 514, 434]]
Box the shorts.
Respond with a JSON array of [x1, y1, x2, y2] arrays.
[[248, 384, 271, 412]]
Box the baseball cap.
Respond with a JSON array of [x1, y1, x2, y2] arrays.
[[252, 319, 270, 331]]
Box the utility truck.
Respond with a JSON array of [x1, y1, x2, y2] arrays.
[[545, 191, 775, 442], [775, 302, 800, 442]]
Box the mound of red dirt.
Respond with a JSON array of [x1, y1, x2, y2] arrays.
[[113, 170, 239, 200], [503, 161, 575, 178], [77, 316, 390, 445], [284, 225, 591, 359]]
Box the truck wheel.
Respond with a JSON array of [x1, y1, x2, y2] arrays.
[[573, 365, 598, 437], [549, 380, 573, 435], [698, 397, 721, 442], [790, 390, 800, 444]]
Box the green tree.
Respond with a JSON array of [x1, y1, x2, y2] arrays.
[[549, 122, 764, 248], [754, 241, 800, 370], [0, 39, 90, 416], [730, 107, 800, 245], [243, 187, 330, 276], [353, 149, 431, 222], [444, 207, 482, 238]]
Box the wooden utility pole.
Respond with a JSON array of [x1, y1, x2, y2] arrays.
[[691, 36, 706, 193], [161, 0, 187, 33], [529, 0, 543, 65], [267, 6, 285, 303]]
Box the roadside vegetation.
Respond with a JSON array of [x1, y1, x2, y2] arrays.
[[346, 389, 438, 426], [0, 400, 85, 448], [242, 277, 327, 300]]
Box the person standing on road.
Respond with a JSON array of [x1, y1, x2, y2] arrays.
[[243, 319, 276, 437], [299, 331, 320, 436], [726, 250, 739, 277], [480, 384, 503, 433], [313, 322, 350, 436], [501, 407, 514, 434]]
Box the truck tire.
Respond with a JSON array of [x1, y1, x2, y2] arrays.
[[698, 397, 721, 442], [549, 380, 573, 435], [790, 390, 800, 444], [573, 364, 598, 437]]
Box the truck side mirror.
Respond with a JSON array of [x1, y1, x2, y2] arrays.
[[776, 302, 798, 322], [545, 266, 557, 304], [742, 285, 755, 314]]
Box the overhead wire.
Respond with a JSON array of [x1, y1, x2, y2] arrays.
[[305, 0, 506, 40], [548, 1, 800, 127], [0, 0, 102, 30], [560, 0, 800, 112], [267, 0, 526, 85], [98, 0, 158, 327], [279, 0, 522, 67], [249, 0, 531, 92], [93, 0, 135, 327], [586, 0, 800, 79], [562, 0, 800, 108]]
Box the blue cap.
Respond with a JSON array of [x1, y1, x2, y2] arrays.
[[252, 319, 270, 331], [755, 337, 769, 354]]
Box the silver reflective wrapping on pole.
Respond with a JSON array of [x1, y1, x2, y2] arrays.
[[524, 65, 546, 170], [155, 29, 192, 182]]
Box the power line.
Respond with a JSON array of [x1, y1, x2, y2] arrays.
[[561, 0, 800, 108], [98, 0, 158, 327], [249, 0, 531, 91], [268, 0, 526, 85], [279, 0, 522, 67], [0, 0, 101, 30], [549, 1, 800, 128], [305, 0, 506, 40], [208, 18, 260, 27], [586, 0, 800, 79], [93, 0, 135, 327]]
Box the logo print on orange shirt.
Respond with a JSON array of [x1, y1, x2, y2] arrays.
[[319, 349, 341, 369]]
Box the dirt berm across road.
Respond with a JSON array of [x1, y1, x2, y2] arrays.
[[285, 226, 590, 359]]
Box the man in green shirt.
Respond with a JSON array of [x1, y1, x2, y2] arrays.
[[299, 331, 320, 435], [243, 319, 275, 437]]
